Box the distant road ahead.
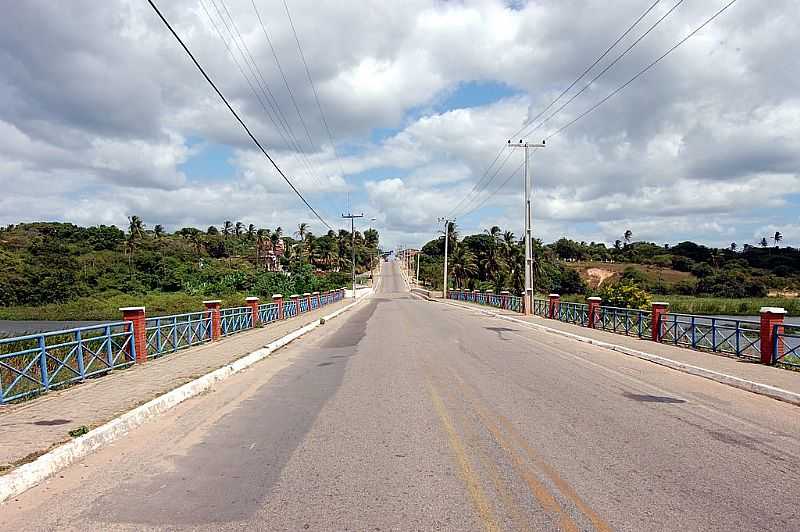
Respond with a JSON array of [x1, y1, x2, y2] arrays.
[[2, 261, 799, 530]]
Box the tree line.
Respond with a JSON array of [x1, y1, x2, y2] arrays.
[[416, 224, 799, 302], [0, 219, 380, 308]]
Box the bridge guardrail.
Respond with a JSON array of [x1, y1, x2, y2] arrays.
[[0, 288, 348, 404], [1, 322, 135, 403], [446, 289, 795, 369]]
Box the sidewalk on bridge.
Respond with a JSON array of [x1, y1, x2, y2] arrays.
[[443, 299, 800, 401], [0, 299, 351, 473]]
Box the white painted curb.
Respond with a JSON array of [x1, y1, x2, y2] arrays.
[[0, 292, 372, 504], [441, 300, 800, 407]]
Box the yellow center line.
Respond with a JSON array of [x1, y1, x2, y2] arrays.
[[454, 380, 580, 532], [427, 379, 500, 532], [433, 371, 529, 531]]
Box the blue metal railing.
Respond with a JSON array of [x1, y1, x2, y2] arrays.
[[774, 323, 800, 368], [299, 297, 309, 313], [146, 311, 211, 358], [258, 303, 280, 324], [660, 313, 760, 360], [533, 298, 547, 317], [508, 296, 522, 313], [558, 302, 589, 326], [0, 322, 134, 403], [596, 306, 652, 339], [220, 306, 253, 336], [284, 299, 298, 318]]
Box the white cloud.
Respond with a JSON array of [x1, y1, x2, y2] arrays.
[[0, 0, 798, 251]]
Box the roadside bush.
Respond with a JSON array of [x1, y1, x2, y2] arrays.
[[599, 281, 650, 309]]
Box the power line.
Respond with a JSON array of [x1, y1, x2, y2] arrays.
[[448, 0, 664, 220], [446, 146, 507, 218], [521, 0, 686, 139], [146, 0, 332, 229], [452, 149, 514, 218], [246, 0, 316, 150], [546, 0, 738, 141], [201, 0, 320, 191], [281, 0, 349, 202], [459, 159, 525, 219], [210, 0, 328, 199], [509, 0, 662, 140]]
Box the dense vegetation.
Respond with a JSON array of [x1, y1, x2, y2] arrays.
[[0, 220, 379, 320], [417, 225, 798, 313]]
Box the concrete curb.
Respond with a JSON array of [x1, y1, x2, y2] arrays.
[[441, 300, 800, 407], [0, 293, 371, 504]]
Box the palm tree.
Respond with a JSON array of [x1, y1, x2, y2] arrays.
[[127, 215, 145, 239], [222, 220, 233, 239], [759, 237, 769, 248], [485, 225, 502, 243], [623, 229, 633, 245], [296, 223, 309, 241], [247, 224, 256, 239], [773, 231, 783, 247], [730, 242, 737, 252], [613, 240, 622, 251], [153, 224, 165, 238], [440, 221, 459, 253], [234, 221, 244, 238], [450, 246, 478, 288]]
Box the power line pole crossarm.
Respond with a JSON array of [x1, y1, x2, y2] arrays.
[[508, 140, 545, 315], [342, 213, 364, 299]]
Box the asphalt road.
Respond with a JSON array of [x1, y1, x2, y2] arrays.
[[2, 261, 799, 531]]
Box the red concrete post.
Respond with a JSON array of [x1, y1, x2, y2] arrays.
[[548, 294, 560, 319], [203, 300, 222, 340], [651, 302, 669, 342], [120, 306, 147, 363], [587, 297, 601, 328], [245, 296, 259, 327], [273, 294, 284, 320], [500, 290, 509, 310], [760, 307, 786, 364]]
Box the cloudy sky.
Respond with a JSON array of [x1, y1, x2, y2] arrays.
[[1, 0, 798, 249]]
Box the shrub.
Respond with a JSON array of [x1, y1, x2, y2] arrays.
[[599, 281, 650, 309]]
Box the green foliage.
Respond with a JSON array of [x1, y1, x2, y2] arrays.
[[599, 281, 651, 310], [0, 221, 379, 320]]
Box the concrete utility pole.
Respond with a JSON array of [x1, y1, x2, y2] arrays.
[[438, 217, 454, 298], [508, 140, 545, 314], [416, 251, 420, 286], [342, 212, 364, 299]]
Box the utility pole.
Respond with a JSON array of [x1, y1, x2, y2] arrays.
[[438, 217, 454, 298], [415, 251, 420, 286], [508, 139, 545, 314], [342, 212, 364, 299]]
